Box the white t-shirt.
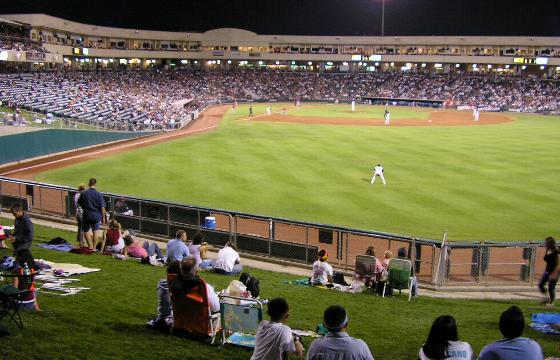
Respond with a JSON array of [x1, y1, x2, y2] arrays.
[[251, 320, 296, 360], [214, 246, 240, 273], [374, 166, 384, 175], [419, 340, 474, 360], [205, 283, 220, 313], [312, 261, 333, 285]]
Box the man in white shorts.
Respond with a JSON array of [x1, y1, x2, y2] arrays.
[[351, 100, 356, 112], [371, 164, 386, 185], [474, 107, 480, 122], [384, 109, 391, 126]]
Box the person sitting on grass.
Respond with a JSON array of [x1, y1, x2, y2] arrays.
[[251, 297, 304, 360], [311, 249, 333, 286], [306, 305, 374, 360], [213, 241, 242, 275], [166, 230, 190, 263], [419, 315, 473, 360], [122, 235, 163, 261], [146, 257, 219, 330], [188, 232, 213, 269], [104, 219, 126, 254], [478, 306, 543, 360]]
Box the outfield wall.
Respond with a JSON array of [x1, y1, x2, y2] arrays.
[[0, 129, 150, 165], [0, 176, 546, 290]]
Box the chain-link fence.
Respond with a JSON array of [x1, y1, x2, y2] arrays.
[[0, 176, 546, 288]]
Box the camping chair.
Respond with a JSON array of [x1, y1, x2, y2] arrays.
[[355, 255, 380, 291], [168, 274, 220, 343], [383, 258, 414, 301], [219, 294, 264, 348], [0, 271, 36, 329]]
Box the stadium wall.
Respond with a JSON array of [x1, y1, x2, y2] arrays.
[[0, 129, 148, 165]]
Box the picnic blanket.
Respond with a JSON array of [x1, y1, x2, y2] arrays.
[[530, 313, 560, 335], [39, 260, 100, 277], [37, 243, 74, 252], [283, 278, 364, 293], [35, 273, 90, 296]]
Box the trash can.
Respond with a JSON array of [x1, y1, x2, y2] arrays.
[[204, 216, 216, 229]]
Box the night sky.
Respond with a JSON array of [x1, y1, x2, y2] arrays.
[[2, 0, 560, 36]]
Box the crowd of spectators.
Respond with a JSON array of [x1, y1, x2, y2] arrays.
[[0, 34, 45, 52], [0, 70, 558, 130]]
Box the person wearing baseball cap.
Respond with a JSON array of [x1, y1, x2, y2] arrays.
[[306, 305, 374, 360]]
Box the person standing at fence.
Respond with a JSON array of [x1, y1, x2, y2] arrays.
[[74, 184, 86, 247], [538, 237, 559, 308], [78, 178, 107, 250]]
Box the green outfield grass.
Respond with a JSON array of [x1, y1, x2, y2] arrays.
[[0, 219, 557, 359], [36, 104, 560, 241]]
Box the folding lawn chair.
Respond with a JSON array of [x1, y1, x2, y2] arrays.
[[355, 255, 380, 291], [219, 294, 264, 348], [0, 271, 36, 328], [383, 258, 414, 301]]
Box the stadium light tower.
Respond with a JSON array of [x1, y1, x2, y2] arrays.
[[381, 0, 386, 36]]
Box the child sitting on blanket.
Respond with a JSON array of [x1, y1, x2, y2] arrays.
[[310, 249, 333, 286]]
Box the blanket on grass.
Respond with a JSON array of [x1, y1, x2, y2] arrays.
[[530, 313, 560, 335]]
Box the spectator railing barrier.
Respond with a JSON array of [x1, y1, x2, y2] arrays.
[[0, 176, 545, 290]]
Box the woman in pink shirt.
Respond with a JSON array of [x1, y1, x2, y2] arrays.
[[123, 235, 162, 260]]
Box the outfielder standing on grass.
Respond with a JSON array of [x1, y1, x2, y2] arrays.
[[384, 108, 391, 126], [371, 164, 386, 185]]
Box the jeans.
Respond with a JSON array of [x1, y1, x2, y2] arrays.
[[212, 261, 243, 275], [538, 271, 558, 303], [156, 279, 172, 321], [143, 242, 163, 259], [199, 259, 214, 269]]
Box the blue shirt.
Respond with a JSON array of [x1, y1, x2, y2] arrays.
[[478, 337, 543, 360], [307, 332, 374, 360], [78, 188, 106, 222], [166, 239, 190, 263]]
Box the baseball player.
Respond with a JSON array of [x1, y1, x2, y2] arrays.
[[249, 106, 253, 117], [384, 109, 391, 126], [371, 164, 386, 185], [351, 100, 356, 112], [232, 100, 237, 112], [266, 106, 272, 116], [474, 107, 480, 122]]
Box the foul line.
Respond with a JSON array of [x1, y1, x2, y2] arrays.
[[1, 124, 218, 175]]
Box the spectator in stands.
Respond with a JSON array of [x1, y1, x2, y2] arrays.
[[311, 249, 333, 286], [355, 246, 384, 288], [188, 232, 213, 269], [213, 240, 242, 275], [538, 237, 559, 308], [104, 219, 126, 254], [397, 247, 419, 297], [123, 235, 163, 261], [382, 250, 393, 269], [146, 256, 219, 330], [478, 306, 543, 360], [419, 315, 473, 360], [307, 305, 374, 360], [74, 184, 86, 247], [7, 203, 34, 258], [251, 297, 304, 360], [114, 198, 133, 216], [166, 230, 190, 263], [77, 178, 107, 250]]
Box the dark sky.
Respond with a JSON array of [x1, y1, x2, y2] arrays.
[[3, 0, 560, 36]]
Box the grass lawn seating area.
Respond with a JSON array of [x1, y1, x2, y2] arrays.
[[36, 103, 560, 242], [0, 218, 558, 359]]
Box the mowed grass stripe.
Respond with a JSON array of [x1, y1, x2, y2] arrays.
[[37, 105, 560, 241]]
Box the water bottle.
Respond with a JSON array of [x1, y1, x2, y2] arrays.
[[23, 262, 30, 276]]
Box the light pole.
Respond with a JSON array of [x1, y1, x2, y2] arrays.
[[381, 0, 385, 36]]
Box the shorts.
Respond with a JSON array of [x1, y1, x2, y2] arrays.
[[82, 220, 102, 232]]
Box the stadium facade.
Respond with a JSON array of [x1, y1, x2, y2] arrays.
[[0, 13, 559, 75]]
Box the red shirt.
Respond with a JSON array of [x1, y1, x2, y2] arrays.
[[106, 228, 120, 246]]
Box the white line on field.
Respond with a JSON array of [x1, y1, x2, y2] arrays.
[[1, 124, 218, 175]]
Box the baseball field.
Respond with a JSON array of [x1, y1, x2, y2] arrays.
[[34, 103, 560, 242]]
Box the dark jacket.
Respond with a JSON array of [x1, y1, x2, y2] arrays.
[[13, 212, 34, 252]]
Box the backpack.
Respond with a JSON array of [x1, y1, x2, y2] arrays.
[[333, 271, 349, 286], [239, 272, 260, 298]]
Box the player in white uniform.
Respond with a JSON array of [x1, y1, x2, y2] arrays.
[[474, 108, 480, 122], [266, 106, 272, 116], [351, 100, 356, 112], [384, 109, 391, 126], [371, 164, 386, 185]]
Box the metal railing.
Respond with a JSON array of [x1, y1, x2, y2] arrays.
[[0, 176, 545, 288]]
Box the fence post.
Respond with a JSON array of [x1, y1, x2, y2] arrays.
[[233, 216, 238, 249], [529, 245, 537, 287], [138, 200, 143, 233], [268, 219, 273, 257], [345, 232, 349, 271], [430, 244, 437, 285], [166, 205, 170, 238], [305, 227, 309, 264], [411, 238, 416, 276]]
